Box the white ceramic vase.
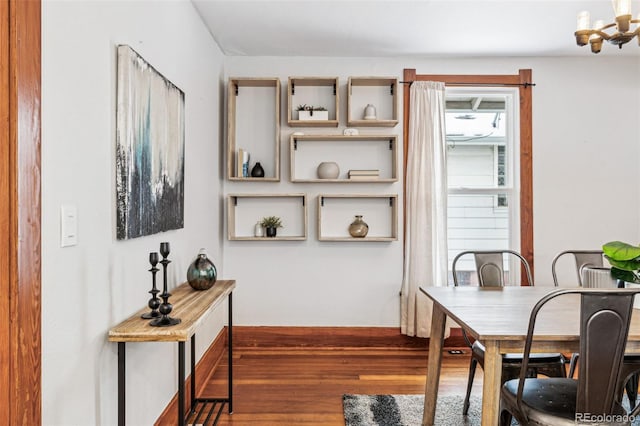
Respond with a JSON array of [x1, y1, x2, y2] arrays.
[[254, 222, 264, 237], [582, 266, 617, 288], [364, 104, 377, 120], [317, 162, 340, 179]]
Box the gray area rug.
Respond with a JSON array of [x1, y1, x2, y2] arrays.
[[343, 394, 640, 426], [343, 394, 483, 426]]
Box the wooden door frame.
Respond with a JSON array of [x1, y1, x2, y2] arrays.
[[2, 0, 42, 424], [402, 68, 534, 280]]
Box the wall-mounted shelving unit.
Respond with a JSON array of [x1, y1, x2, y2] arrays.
[[289, 134, 398, 183], [227, 193, 308, 241], [347, 77, 398, 127], [317, 194, 398, 241], [287, 77, 339, 127], [227, 77, 280, 181]]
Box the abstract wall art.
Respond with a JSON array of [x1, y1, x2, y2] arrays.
[[115, 45, 185, 240]]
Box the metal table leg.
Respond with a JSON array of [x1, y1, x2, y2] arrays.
[[191, 334, 196, 414], [118, 342, 125, 426], [228, 292, 233, 413], [179, 341, 185, 426], [187, 292, 234, 424]]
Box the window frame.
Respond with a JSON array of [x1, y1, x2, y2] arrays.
[[402, 69, 534, 282], [445, 88, 520, 273]]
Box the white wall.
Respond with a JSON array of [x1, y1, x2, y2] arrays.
[[532, 57, 640, 284], [224, 56, 640, 327], [42, 1, 225, 424], [41, 5, 640, 422], [224, 59, 405, 327]]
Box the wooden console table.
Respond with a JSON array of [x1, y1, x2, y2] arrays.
[[108, 280, 235, 426]]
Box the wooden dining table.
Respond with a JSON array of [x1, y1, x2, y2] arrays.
[[419, 285, 640, 426]]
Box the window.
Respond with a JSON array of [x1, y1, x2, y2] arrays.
[[445, 89, 521, 285]]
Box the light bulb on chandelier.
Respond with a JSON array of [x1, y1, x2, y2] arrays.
[[574, 0, 640, 53]]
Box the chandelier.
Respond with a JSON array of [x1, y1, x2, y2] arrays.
[[575, 0, 640, 53]]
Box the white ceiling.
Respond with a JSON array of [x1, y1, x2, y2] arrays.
[[191, 0, 640, 57]]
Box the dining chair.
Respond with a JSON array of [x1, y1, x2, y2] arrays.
[[552, 250, 606, 378], [452, 250, 567, 416], [551, 249, 640, 410], [551, 249, 605, 288], [499, 287, 640, 426]]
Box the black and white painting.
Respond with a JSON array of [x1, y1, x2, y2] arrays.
[[115, 45, 185, 240]]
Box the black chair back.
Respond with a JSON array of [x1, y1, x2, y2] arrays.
[[516, 288, 638, 420], [578, 292, 630, 414], [452, 249, 533, 287], [551, 250, 605, 287]]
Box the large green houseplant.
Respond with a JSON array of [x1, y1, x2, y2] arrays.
[[602, 240, 640, 283]]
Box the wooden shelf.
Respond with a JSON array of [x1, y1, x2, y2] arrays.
[[347, 77, 398, 127], [287, 77, 339, 127], [227, 77, 280, 180], [227, 193, 308, 241], [108, 280, 235, 342], [289, 134, 398, 183], [317, 194, 398, 241]]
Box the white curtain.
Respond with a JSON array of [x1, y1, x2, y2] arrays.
[[400, 81, 449, 338]]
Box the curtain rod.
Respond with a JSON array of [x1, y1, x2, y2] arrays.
[[399, 81, 535, 88]]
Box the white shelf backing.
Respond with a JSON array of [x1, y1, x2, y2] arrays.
[[287, 77, 339, 127], [317, 194, 398, 241], [228, 194, 307, 241], [227, 78, 280, 181], [290, 134, 398, 183], [347, 77, 398, 127]]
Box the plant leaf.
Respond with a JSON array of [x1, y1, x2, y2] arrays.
[[611, 267, 640, 283], [606, 256, 640, 272], [602, 241, 640, 261]]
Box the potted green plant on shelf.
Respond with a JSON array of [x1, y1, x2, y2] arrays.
[[260, 216, 283, 238], [296, 104, 328, 121]]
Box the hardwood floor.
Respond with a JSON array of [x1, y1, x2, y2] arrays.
[[200, 345, 479, 425]]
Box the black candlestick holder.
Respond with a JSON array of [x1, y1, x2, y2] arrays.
[[141, 252, 161, 319], [150, 242, 181, 327]]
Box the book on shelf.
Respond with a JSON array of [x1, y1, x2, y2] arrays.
[[236, 149, 243, 177], [243, 150, 249, 177], [349, 175, 379, 180], [348, 169, 380, 177], [237, 149, 250, 177]]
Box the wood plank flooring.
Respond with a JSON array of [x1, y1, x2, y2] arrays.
[[201, 346, 478, 425]]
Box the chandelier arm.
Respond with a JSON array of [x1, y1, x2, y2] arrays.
[[600, 22, 618, 31], [594, 29, 613, 40]]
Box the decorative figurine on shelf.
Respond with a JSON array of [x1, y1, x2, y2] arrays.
[[364, 104, 377, 120], [296, 104, 328, 120], [187, 248, 217, 291], [317, 161, 340, 179], [141, 252, 161, 319], [254, 221, 264, 237], [349, 215, 369, 238], [251, 162, 265, 178], [150, 242, 181, 327]]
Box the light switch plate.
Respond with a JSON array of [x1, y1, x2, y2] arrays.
[[60, 205, 78, 247]]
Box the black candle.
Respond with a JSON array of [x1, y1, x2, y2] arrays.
[[160, 242, 170, 258]]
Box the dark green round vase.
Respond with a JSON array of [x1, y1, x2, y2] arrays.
[[187, 249, 217, 290]]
